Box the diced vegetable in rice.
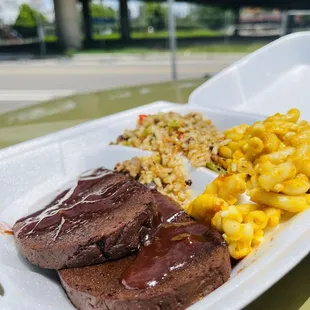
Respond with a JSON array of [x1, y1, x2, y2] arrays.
[[115, 153, 192, 205], [112, 112, 225, 171]]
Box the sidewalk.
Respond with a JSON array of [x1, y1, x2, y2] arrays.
[[0, 54, 36, 61], [73, 52, 246, 63], [0, 49, 247, 63], [0, 52, 246, 66]]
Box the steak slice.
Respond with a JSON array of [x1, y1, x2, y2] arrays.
[[150, 188, 191, 223], [13, 168, 158, 269], [59, 222, 231, 310]]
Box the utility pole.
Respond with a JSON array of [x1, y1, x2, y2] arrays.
[[32, 0, 46, 56], [168, 0, 177, 80], [280, 10, 289, 36]]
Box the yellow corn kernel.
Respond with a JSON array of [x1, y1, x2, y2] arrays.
[[249, 187, 309, 212], [264, 207, 282, 227], [244, 210, 269, 230]]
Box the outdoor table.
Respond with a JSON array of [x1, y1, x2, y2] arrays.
[[0, 79, 309, 310]]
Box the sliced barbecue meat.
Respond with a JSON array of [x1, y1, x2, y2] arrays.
[[59, 221, 231, 310], [13, 168, 159, 269]]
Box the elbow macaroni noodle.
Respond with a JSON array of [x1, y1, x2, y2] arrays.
[[184, 175, 282, 259], [185, 109, 310, 259]]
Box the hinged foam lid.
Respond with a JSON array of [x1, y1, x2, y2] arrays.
[[189, 32, 310, 120]]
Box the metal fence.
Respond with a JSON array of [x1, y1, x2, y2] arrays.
[[2, 7, 310, 51]]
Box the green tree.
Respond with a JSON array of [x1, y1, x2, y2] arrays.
[[139, 3, 168, 31], [190, 5, 225, 30], [14, 4, 48, 27], [90, 3, 116, 19], [176, 15, 197, 30]]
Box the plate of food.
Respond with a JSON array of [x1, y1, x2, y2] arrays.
[[0, 32, 310, 310]]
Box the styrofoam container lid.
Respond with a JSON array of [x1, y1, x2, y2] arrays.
[[189, 32, 310, 119]]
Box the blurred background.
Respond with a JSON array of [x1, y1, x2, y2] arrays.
[[1, 0, 310, 114]]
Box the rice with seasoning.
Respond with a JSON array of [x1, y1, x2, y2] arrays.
[[113, 112, 225, 172], [115, 152, 192, 205]]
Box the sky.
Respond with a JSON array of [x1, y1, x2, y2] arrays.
[[0, 0, 54, 23], [0, 0, 191, 24]]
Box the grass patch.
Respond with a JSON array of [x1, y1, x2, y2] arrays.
[[45, 35, 57, 42], [93, 29, 224, 40], [45, 31, 267, 55], [93, 33, 120, 40], [46, 29, 224, 42], [131, 29, 224, 39], [77, 47, 158, 54]]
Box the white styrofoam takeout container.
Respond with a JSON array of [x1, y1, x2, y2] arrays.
[[1, 32, 310, 310]]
